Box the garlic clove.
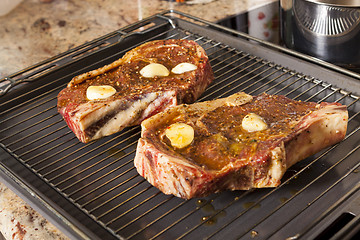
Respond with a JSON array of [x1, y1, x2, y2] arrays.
[[242, 113, 268, 132], [86, 85, 116, 100], [140, 63, 170, 78], [165, 123, 194, 148], [171, 62, 197, 74]]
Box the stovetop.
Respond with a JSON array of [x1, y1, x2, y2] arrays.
[[217, 1, 280, 45]]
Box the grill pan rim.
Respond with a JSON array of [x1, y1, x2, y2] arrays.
[[0, 10, 359, 240]]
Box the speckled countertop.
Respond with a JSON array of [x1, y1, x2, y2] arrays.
[[0, 0, 274, 239]]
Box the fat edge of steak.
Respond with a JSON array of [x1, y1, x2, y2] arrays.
[[57, 39, 214, 143], [134, 92, 348, 199]]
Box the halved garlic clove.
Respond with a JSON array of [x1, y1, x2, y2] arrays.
[[242, 113, 268, 132], [165, 123, 194, 148], [171, 62, 197, 74], [86, 85, 116, 100], [140, 63, 170, 78]]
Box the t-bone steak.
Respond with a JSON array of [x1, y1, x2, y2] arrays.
[[57, 39, 214, 143], [134, 92, 348, 199]]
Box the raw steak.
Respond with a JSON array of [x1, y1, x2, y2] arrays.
[[134, 92, 348, 199], [57, 39, 213, 143]]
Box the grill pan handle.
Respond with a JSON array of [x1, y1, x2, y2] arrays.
[[0, 77, 20, 97]]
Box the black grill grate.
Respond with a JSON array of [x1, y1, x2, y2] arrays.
[[1, 11, 360, 240]]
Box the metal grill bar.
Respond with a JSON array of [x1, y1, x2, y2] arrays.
[[24, 135, 77, 165], [35, 140, 94, 173], [0, 84, 64, 115], [62, 145, 136, 193], [202, 60, 269, 100], [347, 99, 360, 121], [304, 83, 332, 102], [5, 117, 61, 148], [212, 59, 269, 94], [69, 151, 135, 199], [86, 176, 144, 213], [126, 198, 189, 239], [204, 44, 231, 60], [11, 123, 65, 153], [158, 191, 253, 240], [74, 167, 136, 204], [266, 74, 312, 96], [274, 76, 312, 97], [212, 50, 250, 70], [292, 80, 323, 100], [223, 67, 292, 98], [247, 70, 294, 95], [50, 131, 139, 185], [271, 75, 307, 96], [115, 194, 174, 233], [56, 143, 136, 189], [0, 109, 58, 142], [97, 182, 169, 226], [98, 185, 153, 221], [107, 190, 164, 226], [16, 127, 70, 157], [108, 193, 162, 228], [0, 95, 56, 125], [42, 130, 135, 180], [317, 88, 341, 103], [240, 67, 290, 93]]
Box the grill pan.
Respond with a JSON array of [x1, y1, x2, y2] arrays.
[[1, 10, 360, 240]]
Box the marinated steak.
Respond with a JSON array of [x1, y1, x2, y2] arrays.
[[134, 92, 348, 199], [57, 39, 214, 143]]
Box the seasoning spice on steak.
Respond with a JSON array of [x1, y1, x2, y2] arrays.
[[134, 92, 348, 199], [57, 39, 214, 143]]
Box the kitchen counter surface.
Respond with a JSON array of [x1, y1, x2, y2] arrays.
[[0, 0, 275, 239]]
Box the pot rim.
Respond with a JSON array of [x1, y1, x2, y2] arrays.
[[304, 0, 360, 7]]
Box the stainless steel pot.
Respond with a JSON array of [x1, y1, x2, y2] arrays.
[[280, 0, 360, 71]]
